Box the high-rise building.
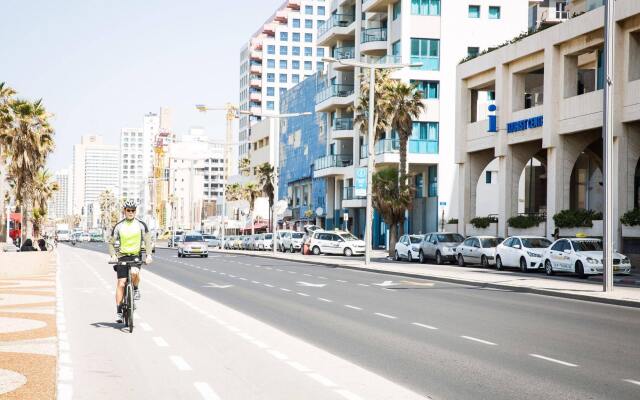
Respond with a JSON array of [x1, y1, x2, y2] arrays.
[[312, 0, 529, 244], [238, 0, 329, 168], [119, 128, 145, 205], [49, 168, 71, 220]]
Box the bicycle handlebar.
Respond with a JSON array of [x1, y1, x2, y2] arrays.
[[108, 260, 143, 266]]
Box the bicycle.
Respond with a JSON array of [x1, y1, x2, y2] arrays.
[[108, 257, 142, 333]]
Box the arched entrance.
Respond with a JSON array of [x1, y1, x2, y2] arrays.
[[569, 138, 603, 213]]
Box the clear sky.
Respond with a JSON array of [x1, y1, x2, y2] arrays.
[[1, 0, 284, 171]]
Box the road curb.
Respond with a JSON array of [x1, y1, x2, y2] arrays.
[[215, 250, 640, 309]]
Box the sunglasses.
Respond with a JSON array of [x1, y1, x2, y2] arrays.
[[125, 209, 136, 212]]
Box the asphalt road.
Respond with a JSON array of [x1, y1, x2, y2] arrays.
[[73, 242, 640, 400]]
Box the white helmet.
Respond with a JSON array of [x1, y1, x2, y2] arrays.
[[123, 199, 137, 209]]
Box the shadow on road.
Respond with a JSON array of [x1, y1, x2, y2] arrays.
[[90, 322, 128, 331]]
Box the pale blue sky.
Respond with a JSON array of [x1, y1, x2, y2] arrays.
[[1, 0, 283, 170]]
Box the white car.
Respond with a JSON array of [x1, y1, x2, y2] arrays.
[[260, 233, 274, 250], [309, 231, 365, 257], [80, 233, 91, 242], [282, 231, 305, 253], [496, 236, 552, 272], [276, 230, 293, 252], [543, 238, 632, 278], [455, 236, 504, 267], [394, 234, 424, 262]]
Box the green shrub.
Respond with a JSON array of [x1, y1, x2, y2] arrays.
[[447, 218, 458, 224], [508, 215, 545, 229], [470, 216, 498, 229], [621, 209, 640, 226], [553, 209, 603, 228]]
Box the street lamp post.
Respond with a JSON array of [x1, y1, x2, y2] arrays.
[[322, 57, 421, 265], [603, 0, 615, 293]]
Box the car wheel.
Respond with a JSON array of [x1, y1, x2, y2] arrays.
[[290, 245, 294, 253], [520, 257, 528, 273], [344, 248, 353, 257], [407, 252, 413, 263], [457, 254, 465, 267], [575, 261, 586, 279], [419, 250, 426, 264], [201, 255, 205, 258], [177, 252, 182, 258], [435, 251, 443, 265], [545, 260, 554, 276], [496, 256, 503, 270], [312, 246, 321, 255], [481, 255, 489, 268], [394, 251, 400, 261], [204, 254, 208, 258]]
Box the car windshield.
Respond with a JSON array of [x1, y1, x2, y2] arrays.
[[203, 235, 214, 239], [292, 233, 304, 239], [481, 238, 502, 248], [572, 240, 603, 252], [409, 236, 423, 244], [185, 235, 203, 242], [521, 238, 551, 248], [341, 233, 359, 241], [436, 234, 464, 243], [264, 234, 272, 239]]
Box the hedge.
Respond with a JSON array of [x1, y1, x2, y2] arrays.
[[621, 209, 640, 227], [552, 209, 603, 228], [470, 216, 498, 229], [447, 218, 458, 224], [508, 215, 545, 229]]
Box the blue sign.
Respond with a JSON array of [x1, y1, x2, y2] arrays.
[[487, 104, 497, 133], [354, 167, 367, 197], [439, 201, 447, 206], [507, 115, 543, 134]]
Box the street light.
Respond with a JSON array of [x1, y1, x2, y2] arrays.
[[322, 56, 422, 265]]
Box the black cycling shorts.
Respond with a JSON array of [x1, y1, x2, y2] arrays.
[[114, 255, 143, 279]]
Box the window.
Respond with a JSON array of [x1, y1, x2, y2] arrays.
[[316, 61, 324, 70], [293, 18, 300, 28], [467, 47, 479, 57], [292, 32, 300, 42], [393, 1, 401, 20], [279, 46, 288, 55], [305, 33, 313, 42], [485, 171, 492, 184], [415, 174, 424, 197], [305, 5, 313, 14], [267, 87, 274, 96], [489, 6, 501, 19], [412, 121, 439, 154], [411, 0, 440, 16], [469, 5, 480, 18], [317, 48, 324, 57], [304, 47, 312, 56], [267, 59, 275, 68], [412, 80, 439, 99], [280, 32, 288, 41], [304, 61, 312, 70], [318, 6, 325, 15], [267, 101, 274, 110], [487, 90, 496, 101], [305, 19, 313, 29], [280, 60, 288, 69], [428, 165, 437, 197], [267, 73, 275, 82], [292, 46, 300, 56], [267, 45, 275, 54], [279, 73, 287, 83], [292, 60, 300, 69], [292, 74, 300, 83], [411, 38, 440, 70], [279, 88, 287, 96]]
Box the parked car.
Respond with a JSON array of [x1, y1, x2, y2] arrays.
[[177, 233, 208, 258], [261, 233, 274, 250], [283, 231, 305, 253], [394, 234, 425, 262], [241, 235, 252, 250], [232, 236, 243, 250], [80, 232, 91, 242], [309, 231, 366, 256], [418, 232, 465, 264], [276, 230, 293, 252], [203, 234, 221, 248], [496, 236, 552, 272], [455, 236, 504, 267], [543, 238, 632, 278], [168, 230, 185, 247], [253, 234, 264, 250]]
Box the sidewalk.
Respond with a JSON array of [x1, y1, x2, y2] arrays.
[[0, 250, 57, 399], [214, 248, 640, 308]]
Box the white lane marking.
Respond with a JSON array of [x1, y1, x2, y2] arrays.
[[280, 288, 291, 292], [297, 281, 326, 287], [226, 326, 241, 333], [170, 355, 193, 371], [251, 340, 269, 349], [345, 305, 362, 310], [318, 297, 333, 303], [276, 269, 283, 272], [374, 312, 397, 319], [251, 280, 261, 284], [238, 277, 248, 281], [265, 267, 273, 270], [153, 337, 169, 347], [286, 361, 311, 372], [219, 272, 227, 276], [264, 284, 274, 288], [237, 332, 255, 341], [297, 292, 310, 297], [228, 274, 236, 278], [307, 373, 338, 387], [623, 379, 640, 387], [194, 382, 221, 400], [58, 364, 73, 381], [461, 336, 497, 346], [335, 389, 364, 400], [412, 322, 438, 330], [318, 276, 328, 280], [529, 354, 578, 367], [336, 280, 348, 283], [58, 383, 73, 400], [357, 284, 369, 287], [303, 273, 312, 277], [267, 350, 288, 360]]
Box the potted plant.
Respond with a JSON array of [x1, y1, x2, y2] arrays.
[[466, 216, 498, 236], [553, 209, 603, 237], [621, 209, 640, 238], [444, 218, 458, 233], [507, 215, 546, 237]]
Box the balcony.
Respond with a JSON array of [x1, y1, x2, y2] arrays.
[[331, 46, 356, 71], [313, 154, 353, 177], [250, 78, 262, 88], [250, 91, 262, 102], [287, 0, 300, 10], [342, 186, 366, 208], [410, 56, 440, 71], [275, 10, 288, 23], [250, 50, 263, 61], [250, 105, 262, 115], [250, 64, 262, 74], [263, 23, 276, 36], [250, 37, 262, 50], [315, 84, 355, 112], [331, 117, 355, 139], [317, 14, 356, 47], [343, 186, 365, 200], [360, 139, 438, 164], [360, 28, 387, 56], [362, 0, 395, 13]]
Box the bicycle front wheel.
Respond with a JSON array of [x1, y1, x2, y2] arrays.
[[127, 282, 134, 333]]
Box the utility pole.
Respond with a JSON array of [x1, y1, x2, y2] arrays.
[[603, 0, 615, 293]]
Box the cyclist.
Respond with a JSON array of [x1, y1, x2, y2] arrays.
[[108, 200, 152, 323]]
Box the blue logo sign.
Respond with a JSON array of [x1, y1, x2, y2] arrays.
[[354, 168, 367, 197], [487, 104, 497, 133], [507, 115, 543, 134]]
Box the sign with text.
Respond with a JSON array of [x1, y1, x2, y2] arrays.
[[507, 115, 543, 134], [354, 167, 368, 197]]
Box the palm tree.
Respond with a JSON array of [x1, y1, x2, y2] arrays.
[[372, 167, 414, 257], [0, 82, 16, 240], [30, 168, 59, 238], [352, 69, 394, 148], [225, 183, 243, 202], [99, 190, 120, 238], [243, 182, 262, 236], [239, 158, 251, 176], [257, 163, 275, 232]]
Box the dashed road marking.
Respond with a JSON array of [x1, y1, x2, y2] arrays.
[[280, 288, 291, 292], [335, 389, 364, 400], [337, 280, 348, 283], [374, 312, 397, 319], [318, 298, 333, 303], [529, 353, 577, 367], [412, 322, 438, 330], [297, 292, 310, 297], [286, 361, 311, 372], [623, 379, 640, 387], [461, 336, 497, 346], [345, 305, 362, 310], [264, 284, 274, 288], [139, 322, 153, 332], [357, 284, 369, 287], [153, 337, 169, 347], [308, 373, 337, 387], [170, 355, 193, 371], [194, 382, 221, 400], [267, 350, 289, 360]]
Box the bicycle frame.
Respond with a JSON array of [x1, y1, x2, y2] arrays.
[[109, 258, 142, 333]]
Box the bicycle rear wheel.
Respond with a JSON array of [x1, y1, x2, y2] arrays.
[[127, 281, 134, 333]]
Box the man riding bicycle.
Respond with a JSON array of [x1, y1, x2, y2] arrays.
[[108, 200, 152, 323]]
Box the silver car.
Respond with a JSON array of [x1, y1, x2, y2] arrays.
[[455, 236, 504, 267], [282, 231, 305, 252], [418, 232, 465, 264], [203, 234, 221, 248], [177, 233, 208, 258]]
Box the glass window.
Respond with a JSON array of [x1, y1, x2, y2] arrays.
[[318, 6, 325, 15], [305, 5, 313, 14], [415, 173, 424, 197], [292, 60, 300, 69], [293, 18, 300, 28], [280, 32, 288, 41], [485, 170, 492, 184], [279, 46, 288, 55], [267, 59, 275, 68], [305, 33, 313, 42], [267, 45, 275, 54], [428, 165, 438, 197], [267, 101, 274, 110], [304, 61, 312, 70], [436, 233, 464, 243], [469, 5, 480, 18], [521, 238, 552, 248], [266, 87, 275, 96], [392, 40, 401, 56], [412, 80, 439, 99], [292, 32, 300, 42], [304, 47, 312, 56], [279, 88, 287, 96], [280, 60, 288, 69], [467, 47, 479, 57], [317, 48, 324, 57], [393, 1, 401, 20], [316, 61, 324, 70], [292, 46, 300, 56], [292, 74, 300, 83], [267, 73, 275, 82], [410, 38, 440, 70], [571, 240, 603, 252], [411, 0, 440, 16], [305, 19, 313, 28], [481, 238, 501, 248], [412, 121, 439, 154], [279, 73, 287, 83], [489, 6, 501, 19]]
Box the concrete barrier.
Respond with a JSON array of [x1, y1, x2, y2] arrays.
[[0, 251, 55, 278]]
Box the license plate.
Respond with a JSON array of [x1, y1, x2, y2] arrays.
[[192, 249, 201, 253], [614, 266, 619, 271]]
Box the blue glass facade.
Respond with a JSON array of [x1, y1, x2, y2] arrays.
[[279, 74, 327, 224]]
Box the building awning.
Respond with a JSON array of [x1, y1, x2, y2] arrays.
[[240, 221, 268, 232]]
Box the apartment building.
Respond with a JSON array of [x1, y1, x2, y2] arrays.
[[119, 127, 146, 207], [238, 0, 329, 166], [313, 0, 528, 245], [455, 0, 640, 251], [49, 168, 71, 220]]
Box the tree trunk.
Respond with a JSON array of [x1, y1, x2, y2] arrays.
[[388, 221, 398, 258], [399, 133, 410, 237]]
